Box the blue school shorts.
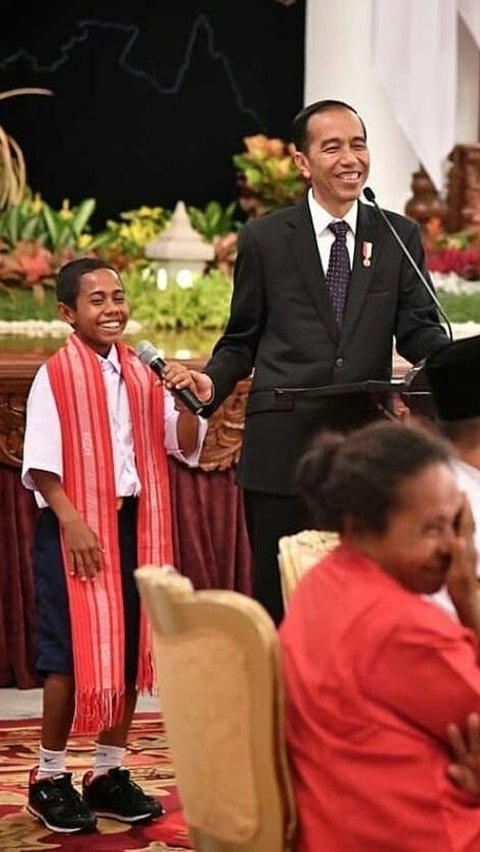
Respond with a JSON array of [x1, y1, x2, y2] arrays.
[[33, 498, 140, 683]]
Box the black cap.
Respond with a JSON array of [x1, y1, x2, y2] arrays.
[[425, 336, 480, 421]]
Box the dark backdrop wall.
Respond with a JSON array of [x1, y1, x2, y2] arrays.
[[1, 0, 305, 227]]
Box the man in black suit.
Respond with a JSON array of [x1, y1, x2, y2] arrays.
[[181, 99, 449, 624]]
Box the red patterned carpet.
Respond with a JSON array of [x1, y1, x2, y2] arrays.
[[0, 713, 193, 851]]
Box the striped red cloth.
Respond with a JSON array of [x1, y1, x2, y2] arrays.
[[47, 334, 173, 733]]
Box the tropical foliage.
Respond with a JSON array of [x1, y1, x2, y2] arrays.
[[187, 200, 239, 276], [187, 200, 238, 240], [102, 205, 171, 268], [0, 195, 115, 301], [3, 126, 479, 338], [0, 195, 236, 332], [0, 195, 112, 254], [124, 265, 232, 331], [234, 134, 306, 218]]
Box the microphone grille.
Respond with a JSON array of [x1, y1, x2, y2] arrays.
[[363, 186, 376, 203], [135, 340, 157, 365]]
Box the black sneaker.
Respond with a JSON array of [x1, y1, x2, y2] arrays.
[[82, 767, 164, 823], [28, 767, 97, 834]]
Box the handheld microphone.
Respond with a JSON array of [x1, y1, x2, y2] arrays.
[[363, 186, 453, 341], [135, 340, 204, 415]]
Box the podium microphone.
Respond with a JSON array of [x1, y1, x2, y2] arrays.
[[363, 186, 453, 341], [135, 340, 204, 415]]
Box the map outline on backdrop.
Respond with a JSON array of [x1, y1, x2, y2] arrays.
[[1, 2, 305, 226]]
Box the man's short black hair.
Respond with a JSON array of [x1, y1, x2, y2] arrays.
[[292, 99, 367, 153], [56, 257, 119, 307]]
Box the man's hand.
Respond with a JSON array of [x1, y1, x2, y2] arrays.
[[162, 362, 214, 404], [447, 713, 480, 796]]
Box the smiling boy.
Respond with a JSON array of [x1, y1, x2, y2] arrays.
[[22, 257, 206, 834]]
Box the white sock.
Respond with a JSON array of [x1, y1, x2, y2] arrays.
[[37, 746, 67, 780], [92, 743, 126, 779]]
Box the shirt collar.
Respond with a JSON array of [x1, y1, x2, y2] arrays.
[[96, 344, 121, 373], [307, 188, 358, 237], [453, 457, 480, 484]]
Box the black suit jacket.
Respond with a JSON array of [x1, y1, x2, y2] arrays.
[[203, 197, 449, 494]]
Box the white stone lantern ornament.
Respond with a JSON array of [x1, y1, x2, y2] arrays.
[[145, 200, 214, 290]]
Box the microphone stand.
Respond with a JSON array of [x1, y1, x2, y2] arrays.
[[363, 187, 453, 342]]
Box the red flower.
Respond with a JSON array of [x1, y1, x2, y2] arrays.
[[426, 245, 480, 280], [0, 240, 54, 285]]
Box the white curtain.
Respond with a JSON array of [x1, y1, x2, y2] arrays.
[[371, 0, 457, 192], [459, 0, 480, 49]]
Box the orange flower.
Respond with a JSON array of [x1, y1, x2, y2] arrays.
[[243, 134, 270, 156], [266, 138, 286, 157], [272, 156, 294, 178], [425, 217, 443, 240]]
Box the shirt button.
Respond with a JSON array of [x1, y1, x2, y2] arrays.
[[335, 357, 345, 368]]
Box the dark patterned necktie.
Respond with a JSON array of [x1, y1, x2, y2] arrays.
[[326, 221, 350, 326]]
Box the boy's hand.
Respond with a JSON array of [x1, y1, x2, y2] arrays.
[[29, 470, 104, 582], [447, 713, 480, 796], [162, 362, 214, 404], [62, 516, 103, 581]]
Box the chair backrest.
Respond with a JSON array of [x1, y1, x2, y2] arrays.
[[278, 529, 339, 608], [135, 565, 296, 852]]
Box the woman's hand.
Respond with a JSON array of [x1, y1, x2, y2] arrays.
[[447, 713, 480, 796], [446, 495, 478, 609]]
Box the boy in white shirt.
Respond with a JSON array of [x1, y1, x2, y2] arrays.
[[22, 257, 206, 834]]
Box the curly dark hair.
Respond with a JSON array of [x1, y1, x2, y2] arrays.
[[295, 421, 451, 534]]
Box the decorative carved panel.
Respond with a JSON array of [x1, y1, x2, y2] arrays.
[[448, 144, 480, 232], [0, 393, 26, 467], [404, 167, 448, 228], [198, 379, 249, 471], [405, 144, 480, 233], [0, 354, 40, 468]]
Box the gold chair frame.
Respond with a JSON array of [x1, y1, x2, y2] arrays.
[[135, 565, 296, 852]]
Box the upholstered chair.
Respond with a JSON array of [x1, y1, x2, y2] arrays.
[[278, 530, 340, 608], [135, 565, 296, 852]]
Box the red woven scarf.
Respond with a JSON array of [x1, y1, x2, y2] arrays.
[[47, 334, 173, 733]]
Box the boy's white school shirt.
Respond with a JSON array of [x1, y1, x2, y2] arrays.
[[21, 344, 207, 508]]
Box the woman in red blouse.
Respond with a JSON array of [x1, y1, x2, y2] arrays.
[[280, 421, 480, 852]]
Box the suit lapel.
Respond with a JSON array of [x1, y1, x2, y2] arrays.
[[285, 198, 339, 344], [340, 201, 382, 346]]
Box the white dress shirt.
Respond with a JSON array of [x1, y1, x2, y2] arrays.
[[22, 344, 207, 507], [428, 458, 480, 621], [307, 189, 358, 274]]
